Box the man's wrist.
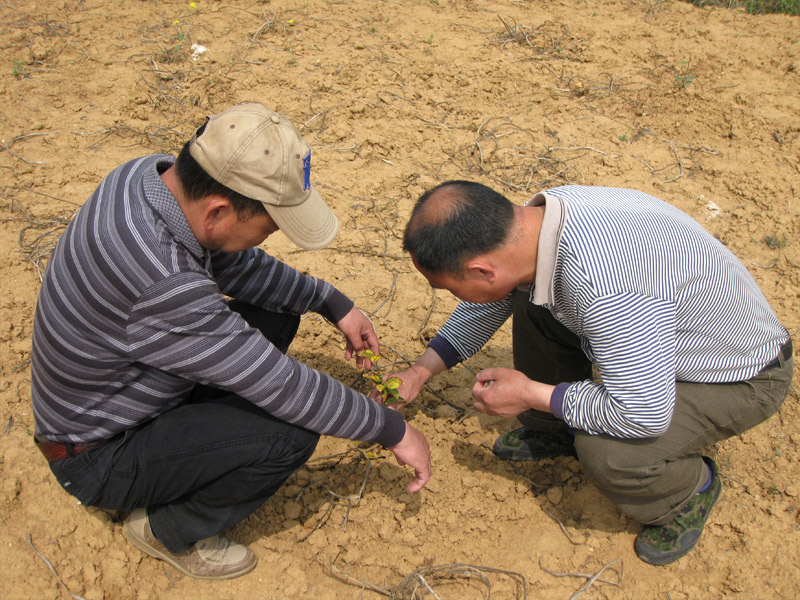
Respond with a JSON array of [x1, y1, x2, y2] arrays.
[[374, 409, 406, 448], [318, 287, 354, 323]]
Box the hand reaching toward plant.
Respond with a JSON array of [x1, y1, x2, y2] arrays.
[[368, 347, 448, 407], [336, 307, 380, 369], [356, 351, 432, 492], [389, 423, 431, 493], [367, 367, 416, 409]]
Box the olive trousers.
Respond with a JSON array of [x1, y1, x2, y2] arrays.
[[511, 289, 793, 525]]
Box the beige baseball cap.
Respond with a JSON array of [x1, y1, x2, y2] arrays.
[[189, 102, 338, 250]]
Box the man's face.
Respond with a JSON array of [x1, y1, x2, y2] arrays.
[[414, 259, 515, 304], [214, 211, 279, 253]]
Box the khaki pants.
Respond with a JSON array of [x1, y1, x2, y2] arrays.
[[511, 290, 793, 525]]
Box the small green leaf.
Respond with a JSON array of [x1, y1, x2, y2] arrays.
[[384, 378, 401, 390]]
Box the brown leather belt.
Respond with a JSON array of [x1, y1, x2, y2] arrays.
[[34, 436, 106, 462], [762, 338, 793, 372]]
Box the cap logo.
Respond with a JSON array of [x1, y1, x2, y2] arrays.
[[302, 150, 311, 191]]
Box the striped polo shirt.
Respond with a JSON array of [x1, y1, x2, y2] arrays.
[[429, 185, 789, 438], [31, 155, 405, 447]]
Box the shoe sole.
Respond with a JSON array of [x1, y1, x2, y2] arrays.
[[123, 520, 257, 580]]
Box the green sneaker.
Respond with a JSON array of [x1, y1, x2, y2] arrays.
[[492, 427, 577, 461], [634, 457, 722, 566]]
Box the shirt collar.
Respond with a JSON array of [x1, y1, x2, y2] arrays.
[[524, 191, 566, 305], [143, 156, 207, 263]]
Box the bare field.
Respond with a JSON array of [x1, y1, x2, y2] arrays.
[[1, 1, 799, 598]]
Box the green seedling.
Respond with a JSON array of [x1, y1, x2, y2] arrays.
[[763, 235, 785, 249], [12, 59, 25, 79], [358, 350, 404, 404], [675, 73, 695, 88], [675, 60, 695, 89]]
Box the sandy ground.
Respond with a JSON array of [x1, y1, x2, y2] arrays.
[[1, 0, 799, 598]]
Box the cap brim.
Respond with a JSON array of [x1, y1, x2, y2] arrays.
[[265, 186, 339, 250]]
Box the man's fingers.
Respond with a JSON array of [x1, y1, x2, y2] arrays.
[[406, 475, 427, 493]]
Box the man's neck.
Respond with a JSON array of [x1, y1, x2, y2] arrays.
[[509, 204, 544, 285], [159, 164, 182, 202], [159, 164, 208, 246]]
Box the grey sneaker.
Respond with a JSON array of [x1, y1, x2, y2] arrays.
[[123, 508, 257, 580], [492, 427, 577, 461], [634, 457, 722, 566]]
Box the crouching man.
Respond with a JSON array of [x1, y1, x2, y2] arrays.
[[31, 103, 430, 579], [387, 181, 791, 565]]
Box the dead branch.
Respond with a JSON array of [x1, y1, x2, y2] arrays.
[[416, 284, 436, 340], [26, 533, 88, 600], [1, 206, 73, 282], [542, 507, 580, 546], [634, 138, 718, 184], [328, 560, 529, 599], [663, 140, 684, 183], [539, 556, 623, 600], [296, 447, 373, 541], [0, 129, 117, 166], [494, 16, 574, 60], [438, 116, 586, 192], [87, 123, 189, 152], [327, 561, 391, 596]]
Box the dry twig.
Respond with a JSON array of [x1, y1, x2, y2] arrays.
[[439, 116, 594, 192], [329, 560, 529, 599], [296, 447, 374, 541], [542, 507, 580, 546], [494, 16, 573, 58], [1, 207, 73, 282], [633, 138, 718, 183], [26, 533, 88, 600], [539, 556, 623, 600]]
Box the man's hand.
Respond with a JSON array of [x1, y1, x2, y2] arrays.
[[336, 307, 380, 368], [389, 423, 431, 493], [367, 347, 448, 408], [367, 367, 421, 409], [471, 367, 555, 418]]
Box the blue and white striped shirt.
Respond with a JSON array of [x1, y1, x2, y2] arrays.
[[430, 186, 789, 438], [31, 155, 405, 447]]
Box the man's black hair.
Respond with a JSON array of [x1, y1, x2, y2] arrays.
[[402, 180, 514, 276], [175, 124, 268, 219]]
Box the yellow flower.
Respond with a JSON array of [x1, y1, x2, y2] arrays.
[[189, 2, 197, 8], [173, 19, 179, 25], [288, 19, 295, 25]]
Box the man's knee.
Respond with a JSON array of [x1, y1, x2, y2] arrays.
[[251, 424, 319, 472], [292, 428, 320, 465], [574, 433, 658, 494]]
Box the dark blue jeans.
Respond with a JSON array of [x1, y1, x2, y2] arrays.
[[49, 302, 319, 552]]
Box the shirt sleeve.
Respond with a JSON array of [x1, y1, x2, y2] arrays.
[[126, 272, 404, 447], [559, 292, 677, 438], [430, 295, 515, 366], [209, 248, 353, 322]]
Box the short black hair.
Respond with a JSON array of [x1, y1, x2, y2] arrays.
[[402, 180, 514, 275], [174, 124, 268, 220]]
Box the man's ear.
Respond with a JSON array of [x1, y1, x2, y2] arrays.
[[464, 257, 497, 283], [201, 196, 236, 240]]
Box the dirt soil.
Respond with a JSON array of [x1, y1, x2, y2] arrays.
[[1, 0, 799, 598]]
